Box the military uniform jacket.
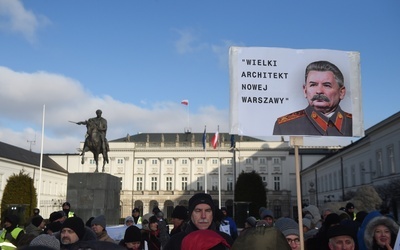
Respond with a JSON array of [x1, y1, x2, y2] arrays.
[[273, 105, 352, 136]]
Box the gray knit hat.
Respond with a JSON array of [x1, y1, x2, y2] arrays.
[[30, 234, 60, 250], [91, 215, 106, 229], [260, 209, 274, 219], [275, 217, 299, 237]]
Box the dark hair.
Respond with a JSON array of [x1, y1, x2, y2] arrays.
[[305, 61, 344, 87]]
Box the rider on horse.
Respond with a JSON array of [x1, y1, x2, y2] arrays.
[[77, 109, 109, 153]]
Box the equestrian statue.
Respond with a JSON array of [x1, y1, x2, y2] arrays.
[[75, 109, 109, 172]]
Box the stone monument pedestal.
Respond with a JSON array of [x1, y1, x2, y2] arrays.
[[66, 173, 121, 225]]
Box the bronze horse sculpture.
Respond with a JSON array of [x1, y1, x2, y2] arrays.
[[80, 119, 109, 172]]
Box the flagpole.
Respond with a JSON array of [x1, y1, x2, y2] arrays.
[[217, 125, 221, 209], [231, 135, 236, 220], [203, 126, 207, 194], [187, 103, 190, 130], [38, 104, 45, 210]]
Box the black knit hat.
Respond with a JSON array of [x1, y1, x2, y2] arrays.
[[324, 213, 340, 227], [31, 215, 44, 227], [124, 225, 142, 243], [46, 221, 63, 233], [152, 207, 161, 214], [346, 202, 355, 209], [327, 224, 355, 240], [172, 205, 188, 220], [5, 215, 19, 225], [49, 211, 63, 222], [149, 215, 158, 224], [62, 202, 71, 208], [62, 217, 85, 240], [188, 193, 215, 215]]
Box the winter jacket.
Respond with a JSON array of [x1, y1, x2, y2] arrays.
[[96, 230, 116, 243], [232, 225, 291, 250], [24, 223, 42, 237], [357, 211, 382, 250], [364, 215, 399, 250]]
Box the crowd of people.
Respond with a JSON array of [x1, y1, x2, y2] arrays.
[[0, 197, 399, 250]]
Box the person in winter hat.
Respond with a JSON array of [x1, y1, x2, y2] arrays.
[[29, 234, 60, 250], [125, 216, 134, 227], [256, 208, 274, 227], [303, 205, 322, 229], [142, 215, 162, 249], [239, 216, 257, 237], [49, 211, 64, 223], [164, 193, 233, 250], [25, 215, 45, 236], [220, 207, 238, 240], [0, 214, 25, 249], [364, 215, 399, 250], [62, 202, 75, 218], [131, 208, 142, 225], [345, 202, 356, 220], [170, 205, 188, 236], [119, 225, 144, 250], [275, 217, 301, 250], [327, 224, 356, 250], [60, 216, 85, 247], [91, 214, 115, 243]]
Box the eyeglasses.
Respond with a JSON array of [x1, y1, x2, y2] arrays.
[[286, 238, 300, 244]]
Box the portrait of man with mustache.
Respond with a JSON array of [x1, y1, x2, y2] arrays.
[[273, 60, 353, 136]]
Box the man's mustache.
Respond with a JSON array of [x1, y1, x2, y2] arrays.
[[311, 94, 330, 102]]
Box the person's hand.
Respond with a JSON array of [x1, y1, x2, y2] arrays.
[[385, 242, 393, 250]]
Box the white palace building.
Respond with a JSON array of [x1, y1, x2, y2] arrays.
[[0, 111, 399, 220]]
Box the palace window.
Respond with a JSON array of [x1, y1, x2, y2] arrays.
[[151, 177, 158, 191], [212, 177, 218, 191], [197, 177, 203, 191], [182, 177, 188, 191], [166, 177, 172, 191], [136, 177, 143, 191], [274, 176, 280, 191], [227, 177, 233, 191]]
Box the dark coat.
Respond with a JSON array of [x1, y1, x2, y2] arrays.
[[232, 225, 291, 250]]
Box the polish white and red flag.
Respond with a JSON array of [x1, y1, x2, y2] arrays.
[[181, 99, 189, 105], [211, 131, 219, 149]]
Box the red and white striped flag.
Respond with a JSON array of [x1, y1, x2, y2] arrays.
[[181, 99, 189, 105], [211, 131, 219, 149]]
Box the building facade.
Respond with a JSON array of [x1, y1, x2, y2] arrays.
[[51, 133, 333, 220], [301, 111, 400, 219], [0, 141, 68, 219]]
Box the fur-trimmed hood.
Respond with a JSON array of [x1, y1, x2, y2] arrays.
[[364, 216, 399, 249]]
